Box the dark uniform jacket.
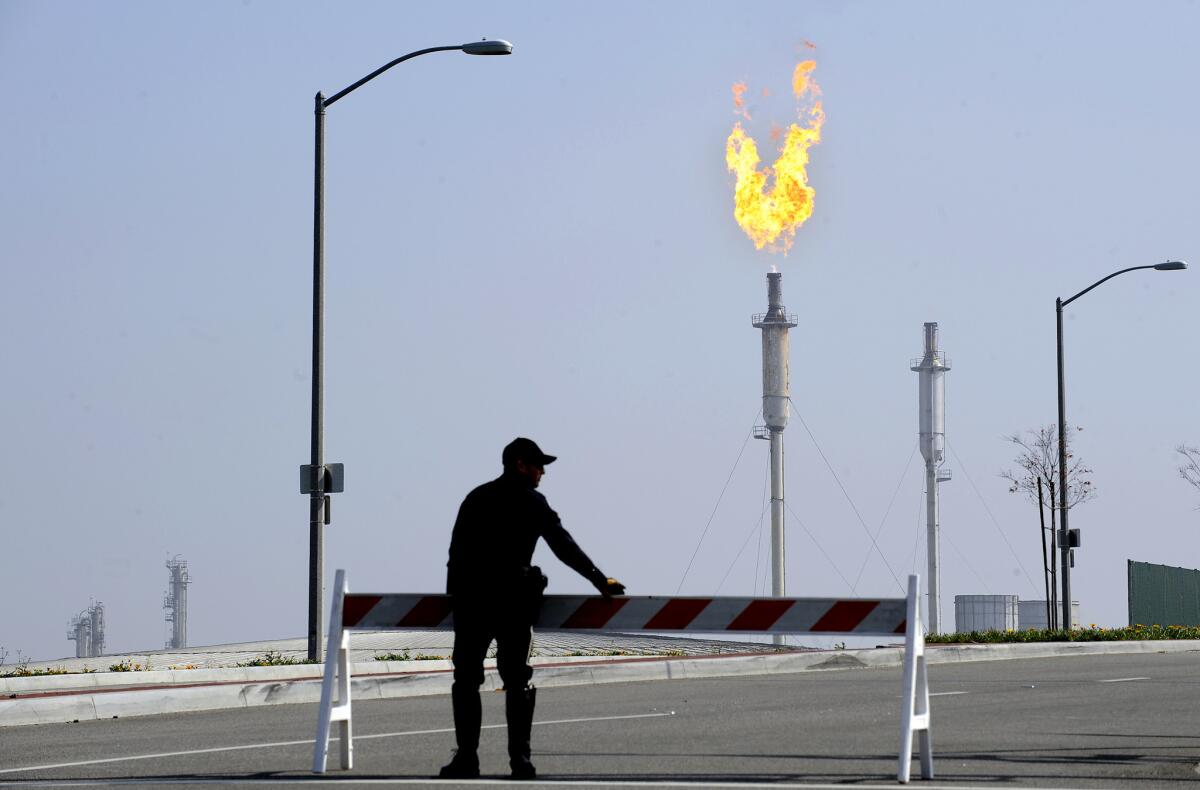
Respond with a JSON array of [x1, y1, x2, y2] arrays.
[[447, 471, 606, 602]]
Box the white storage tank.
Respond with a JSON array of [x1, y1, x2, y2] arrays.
[[954, 594, 1018, 632], [1017, 600, 1049, 630], [1018, 600, 1081, 630]]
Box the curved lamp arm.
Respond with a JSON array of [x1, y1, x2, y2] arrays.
[[1062, 261, 1187, 307], [324, 40, 512, 108]]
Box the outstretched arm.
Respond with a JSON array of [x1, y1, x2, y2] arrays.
[[540, 505, 624, 596]]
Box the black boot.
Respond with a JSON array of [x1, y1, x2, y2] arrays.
[[438, 684, 481, 779], [506, 685, 537, 780]]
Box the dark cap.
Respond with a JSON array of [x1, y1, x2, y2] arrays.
[[502, 437, 557, 467]]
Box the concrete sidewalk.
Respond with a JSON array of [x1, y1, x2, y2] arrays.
[[4, 638, 1196, 728], [6, 630, 796, 675]]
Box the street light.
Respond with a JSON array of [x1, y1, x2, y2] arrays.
[[1055, 260, 1186, 631], [302, 40, 513, 662]]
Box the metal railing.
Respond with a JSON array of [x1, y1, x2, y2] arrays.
[[909, 352, 950, 369], [751, 312, 798, 326]]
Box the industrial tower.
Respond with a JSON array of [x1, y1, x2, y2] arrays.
[[67, 601, 105, 658], [752, 272, 797, 605], [164, 556, 190, 649], [910, 323, 951, 633]]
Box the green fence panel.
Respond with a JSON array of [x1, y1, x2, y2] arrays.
[[1128, 560, 1200, 626]]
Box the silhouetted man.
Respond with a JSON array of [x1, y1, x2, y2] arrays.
[[439, 437, 624, 780]]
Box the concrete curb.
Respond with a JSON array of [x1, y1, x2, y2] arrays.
[[3, 639, 1197, 728], [0, 653, 636, 696]]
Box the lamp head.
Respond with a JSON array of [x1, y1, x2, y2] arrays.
[[462, 39, 513, 55], [1154, 261, 1187, 271]]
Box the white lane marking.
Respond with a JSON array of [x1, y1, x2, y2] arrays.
[[0, 780, 1101, 789], [0, 712, 673, 776], [1097, 677, 1150, 683], [929, 691, 968, 696]]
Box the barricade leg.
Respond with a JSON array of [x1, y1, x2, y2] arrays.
[[313, 569, 354, 773], [897, 573, 933, 783]]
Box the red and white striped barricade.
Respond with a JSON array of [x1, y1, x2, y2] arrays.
[[314, 570, 932, 782]]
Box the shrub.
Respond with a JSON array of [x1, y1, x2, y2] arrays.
[[2, 665, 72, 677], [237, 651, 314, 667], [925, 624, 1200, 643], [108, 660, 147, 672]]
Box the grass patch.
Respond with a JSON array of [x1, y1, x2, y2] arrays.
[[236, 650, 315, 667], [1, 665, 74, 677], [373, 652, 447, 661], [927, 624, 1200, 643], [559, 649, 685, 657], [108, 660, 149, 672]]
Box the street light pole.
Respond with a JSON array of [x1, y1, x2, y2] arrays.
[[309, 89, 326, 665], [304, 40, 512, 662], [1054, 295, 1069, 631], [1055, 260, 1186, 632]]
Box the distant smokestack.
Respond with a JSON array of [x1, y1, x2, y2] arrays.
[[911, 322, 951, 633], [752, 272, 798, 612]]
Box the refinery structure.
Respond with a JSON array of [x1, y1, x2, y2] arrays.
[[67, 601, 105, 658], [747, 275, 956, 636], [164, 555, 190, 650], [60, 557, 192, 659]]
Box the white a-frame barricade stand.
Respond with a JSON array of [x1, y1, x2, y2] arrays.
[[313, 569, 353, 773], [898, 573, 933, 783], [314, 570, 933, 782]]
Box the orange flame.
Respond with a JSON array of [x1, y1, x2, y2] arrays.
[[725, 60, 824, 253], [731, 82, 751, 120]]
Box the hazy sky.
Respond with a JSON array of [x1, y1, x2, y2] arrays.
[[3, 1, 1197, 662]]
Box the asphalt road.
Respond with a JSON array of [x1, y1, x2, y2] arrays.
[[1, 651, 1197, 788]]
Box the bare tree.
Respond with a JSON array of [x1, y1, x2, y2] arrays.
[[1002, 425, 1095, 508], [1001, 425, 1095, 629], [1178, 445, 1200, 499], [1178, 444, 1200, 489]]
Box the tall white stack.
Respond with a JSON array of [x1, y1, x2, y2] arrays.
[[911, 323, 951, 633], [752, 272, 797, 604]]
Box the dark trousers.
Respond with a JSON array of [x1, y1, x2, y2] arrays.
[[448, 601, 536, 764], [451, 605, 534, 690]]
